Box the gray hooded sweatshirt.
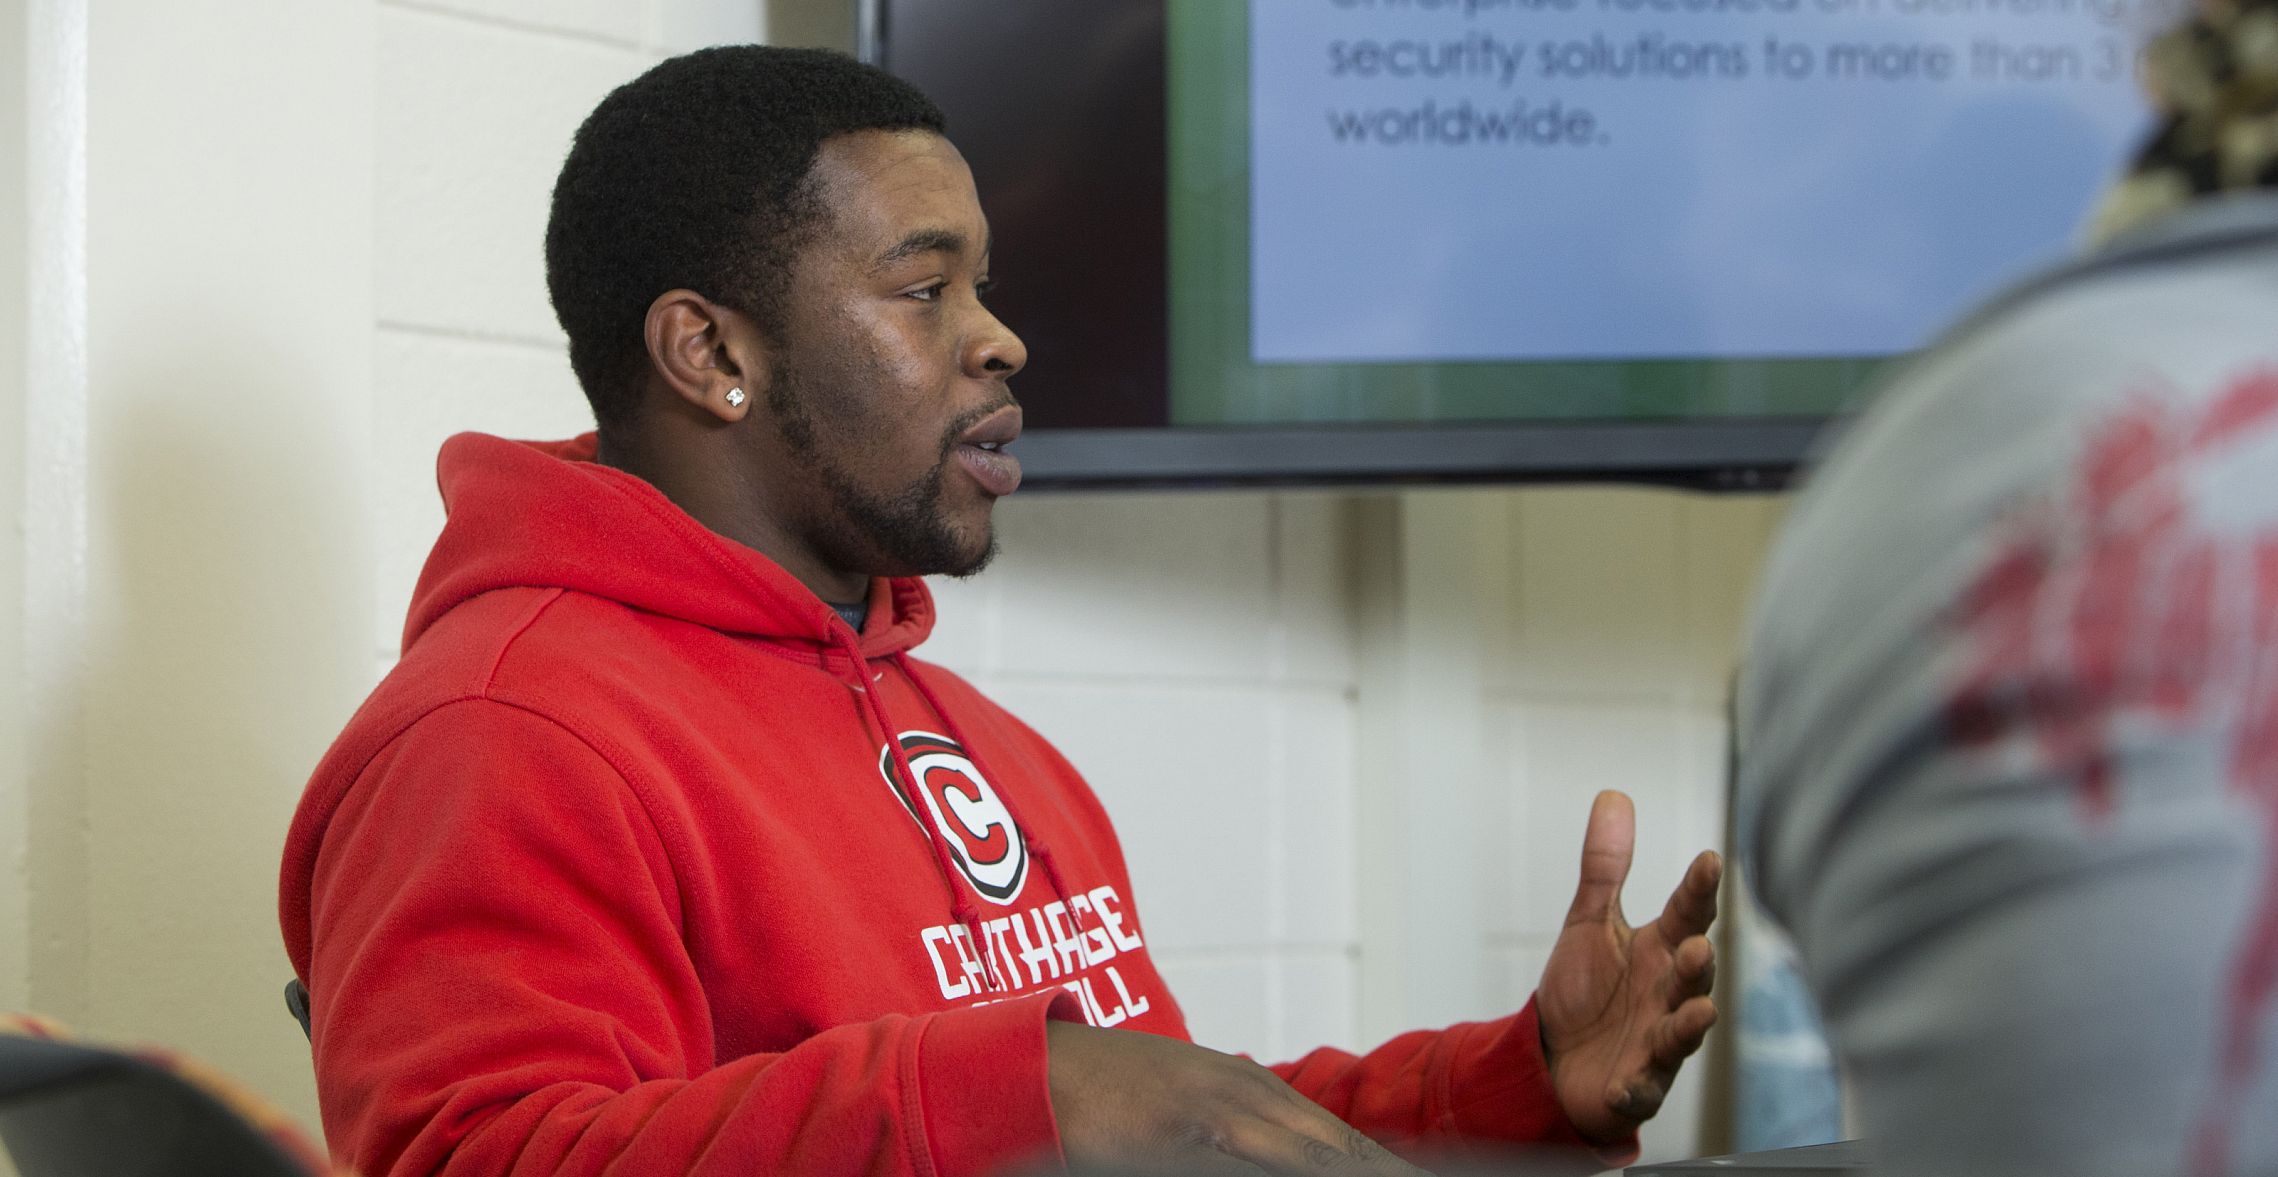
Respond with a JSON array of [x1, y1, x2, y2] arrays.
[[1740, 193, 2278, 1177]]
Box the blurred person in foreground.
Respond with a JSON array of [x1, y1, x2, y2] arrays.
[[278, 47, 1721, 1177], [1740, 4, 2278, 1175]]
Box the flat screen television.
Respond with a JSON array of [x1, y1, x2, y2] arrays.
[[866, 0, 2158, 490]]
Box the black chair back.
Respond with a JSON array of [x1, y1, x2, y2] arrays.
[[0, 1033, 320, 1176], [283, 980, 312, 1042]]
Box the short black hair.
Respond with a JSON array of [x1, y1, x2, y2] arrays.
[[545, 46, 947, 429]]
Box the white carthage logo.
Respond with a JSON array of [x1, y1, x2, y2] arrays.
[[878, 731, 1030, 905]]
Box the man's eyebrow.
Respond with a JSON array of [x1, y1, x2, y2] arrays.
[[871, 228, 967, 272], [870, 228, 994, 273]]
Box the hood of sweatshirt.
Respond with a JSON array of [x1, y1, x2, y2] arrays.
[[405, 432, 934, 662], [395, 433, 1061, 970]]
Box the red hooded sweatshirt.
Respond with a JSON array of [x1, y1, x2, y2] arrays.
[[278, 433, 1595, 1176]]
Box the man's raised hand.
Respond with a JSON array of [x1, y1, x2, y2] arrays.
[[1536, 790, 1721, 1144], [1046, 1021, 1431, 1176]]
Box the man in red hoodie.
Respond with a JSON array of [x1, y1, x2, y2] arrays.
[[280, 46, 1721, 1177]]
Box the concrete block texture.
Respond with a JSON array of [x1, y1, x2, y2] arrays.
[[1503, 698, 1721, 943], [1501, 488, 1688, 702], [1154, 948, 1361, 1077], [1678, 494, 1785, 702], [1483, 941, 1554, 1013], [1276, 688, 1361, 946], [377, 6, 655, 342], [653, 0, 766, 54], [988, 492, 1279, 682], [373, 329, 591, 658], [381, 0, 767, 68], [915, 567, 997, 677], [384, 0, 651, 47], [984, 681, 1283, 954], [1495, 488, 1782, 707], [1271, 493, 1360, 688], [1152, 955, 1277, 1060], [1276, 948, 1364, 1059]]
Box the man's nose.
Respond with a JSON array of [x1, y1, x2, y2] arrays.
[[968, 310, 1027, 378]]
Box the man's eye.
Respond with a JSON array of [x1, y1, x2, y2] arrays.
[[975, 278, 995, 302], [907, 282, 946, 303]]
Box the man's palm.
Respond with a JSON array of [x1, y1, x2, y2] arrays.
[[1537, 791, 1722, 1144]]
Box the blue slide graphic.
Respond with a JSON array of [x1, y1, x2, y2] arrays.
[[1250, 0, 2156, 365]]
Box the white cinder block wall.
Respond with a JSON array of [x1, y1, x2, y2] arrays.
[[4, 0, 380, 1147], [1480, 490, 1784, 1164], [372, 0, 766, 662], [0, 0, 33, 1020]]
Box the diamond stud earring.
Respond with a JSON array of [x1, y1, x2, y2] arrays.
[[724, 387, 746, 408]]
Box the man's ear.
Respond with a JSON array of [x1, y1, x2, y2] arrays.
[[643, 289, 768, 423]]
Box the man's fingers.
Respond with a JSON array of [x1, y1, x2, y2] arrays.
[[1147, 1143, 1274, 1177], [1240, 1076, 1432, 1176], [1670, 934, 1715, 1003], [1601, 998, 1717, 1130], [1565, 790, 1636, 929], [1220, 1114, 1432, 1176], [1604, 1073, 1671, 1124], [1648, 994, 1719, 1073], [1655, 850, 1722, 940]]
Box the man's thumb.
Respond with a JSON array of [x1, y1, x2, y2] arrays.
[[1565, 790, 1635, 927]]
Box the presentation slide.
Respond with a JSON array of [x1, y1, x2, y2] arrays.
[[1249, 0, 2162, 366]]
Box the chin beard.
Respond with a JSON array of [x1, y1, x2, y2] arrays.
[[826, 460, 999, 579], [767, 356, 1002, 579]]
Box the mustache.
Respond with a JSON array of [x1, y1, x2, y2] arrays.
[[935, 396, 1020, 457]]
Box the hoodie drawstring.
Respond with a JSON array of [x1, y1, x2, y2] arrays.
[[833, 632, 1076, 996], [893, 652, 1081, 928], [833, 630, 990, 983]]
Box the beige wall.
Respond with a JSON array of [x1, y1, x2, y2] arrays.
[[2, 2, 1785, 1169], [1, 0, 32, 1018], [74, 0, 376, 1119], [3, 0, 377, 1132]]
